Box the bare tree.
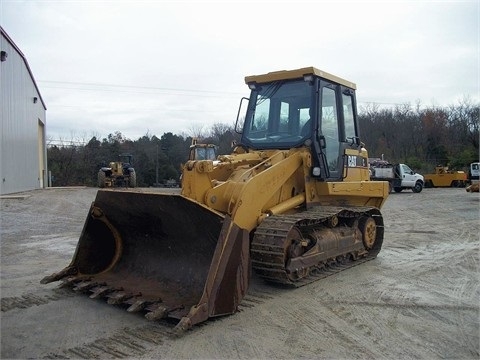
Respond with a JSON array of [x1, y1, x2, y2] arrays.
[[188, 123, 206, 139]]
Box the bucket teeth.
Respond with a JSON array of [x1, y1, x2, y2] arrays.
[[40, 266, 77, 284], [145, 305, 169, 321], [73, 280, 101, 292], [173, 316, 192, 335], [89, 286, 115, 299], [127, 300, 149, 313], [107, 291, 134, 305], [58, 276, 87, 289]]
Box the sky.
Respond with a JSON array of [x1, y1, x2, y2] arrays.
[[1, 0, 479, 143]]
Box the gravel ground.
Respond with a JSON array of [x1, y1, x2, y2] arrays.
[[1, 186, 479, 359]]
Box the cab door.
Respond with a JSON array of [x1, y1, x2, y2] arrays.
[[400, 164, 415, 187], [319, 82, 359, 180], [319, 85, 341, 177]]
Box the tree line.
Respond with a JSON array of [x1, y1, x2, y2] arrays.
[[47, 123, 241, 187], [48, 99, 479, 187], [358, 98, 478, 170]]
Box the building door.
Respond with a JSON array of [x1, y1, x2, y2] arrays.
[[38, 120, 46, 188]]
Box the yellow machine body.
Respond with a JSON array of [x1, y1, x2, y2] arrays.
[[42, 67, 389, 334]]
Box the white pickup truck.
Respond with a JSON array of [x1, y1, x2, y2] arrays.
[[369, 160, 424, 193]]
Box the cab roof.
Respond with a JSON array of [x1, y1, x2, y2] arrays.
[[244, 66, 356, 90]]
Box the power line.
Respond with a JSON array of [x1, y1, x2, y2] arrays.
[[38, 80, 244, 97], [37, 80, 432, 107]]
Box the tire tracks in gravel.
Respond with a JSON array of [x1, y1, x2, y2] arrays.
[[34, 285, 280, 359], [41, 323, 173, 359], [316, 292, 477, 359], [1, 288, 75, 312], [16, 270, 477, 359]]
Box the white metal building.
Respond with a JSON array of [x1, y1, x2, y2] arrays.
[[1, 26, 47, 195]]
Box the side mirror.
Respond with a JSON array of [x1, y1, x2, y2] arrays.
[[235, 97, 249, 134]]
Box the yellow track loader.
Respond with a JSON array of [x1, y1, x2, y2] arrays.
[[41, 67, 389, 334]]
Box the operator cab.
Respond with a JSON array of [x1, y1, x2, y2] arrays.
[[191, 145, 217, 161], [237, 67, 360, 180]]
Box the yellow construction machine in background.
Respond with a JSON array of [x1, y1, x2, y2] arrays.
[[97, 154, 137, 188], [42, 67, 389, 334], [188, 138, 218, 161], [424, 166, 467, 188]]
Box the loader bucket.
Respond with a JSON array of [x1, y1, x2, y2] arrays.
[[41, 189, 251, 332]]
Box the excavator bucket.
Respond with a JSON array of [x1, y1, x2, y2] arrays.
[[41, 190, 250, 333]]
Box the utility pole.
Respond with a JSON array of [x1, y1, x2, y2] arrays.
[[155, 144, 159, 187]]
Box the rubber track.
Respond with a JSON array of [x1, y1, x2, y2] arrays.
[[250, 205, 384, 287]]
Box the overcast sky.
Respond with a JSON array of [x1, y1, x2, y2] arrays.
[[1, 0, 478, 142]]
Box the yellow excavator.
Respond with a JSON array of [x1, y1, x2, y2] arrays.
[[41, 67, 389, 334]]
